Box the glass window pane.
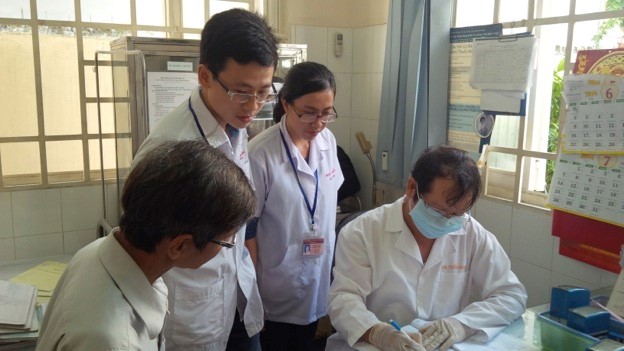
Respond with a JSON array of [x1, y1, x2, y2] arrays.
[[490, 115, 519, 149], [39, 26, 81, 136], [46, 140, 84, 183], [0, 26, 38, 137], [183, 0, 206, 29], [136, 0, 166, 26], [84, 65, 113, 98], [137, 31, 167, 38], [0, 0, 31, 19], [484, 152, 517, 202], [88, 138, 116, 180], [82, 28, 130, 62], [81, 0, 130, 24], [538, 0, 570, 18], [36, 0, 74, 21], [209, 0, 249, 17], [526, 23, 567, 153], [499, 0, 528, 23], [87, 102, 115, 134], [183, 33, 202, 39], [1, 142, 41, 187], [520, 156, 550, 208], [576, 0, 618, 15], [454, 0, 494, 27]]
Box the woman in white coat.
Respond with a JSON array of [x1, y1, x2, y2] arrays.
[[247, 62, 344, 350], [327, 146, 527, 351]]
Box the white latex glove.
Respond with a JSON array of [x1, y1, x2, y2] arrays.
[[420, 318, 472, 351], [368, 323, 426, 351]]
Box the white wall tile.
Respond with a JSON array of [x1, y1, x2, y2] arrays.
[[472, 198, 513, 253], [510, 206, 553, 269], [328, 117, 352, 153], [334, 73, 352, 117], [600, 270, 618, 288], [14, 233, 63, 260], [293, 25, 328, 65], [326, 28, 353, 74], [352, 26, 372, 73], [61, 185, 103, 232], [0, 238, 15, 262], [511, 258, 551, 307], [550, 271, 600, 292], [351, 74, 373, 119], [12, 189, 62, 236], [63, 229, 98, 254], [0, 193, 12, 239], [551, 237, 603, 287], [371, 24, 387, 73]]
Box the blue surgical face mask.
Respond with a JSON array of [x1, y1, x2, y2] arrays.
[[408, 196, 469, 239]]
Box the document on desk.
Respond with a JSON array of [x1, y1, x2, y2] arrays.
[[469, 35, 537, 92], [10, 261, 67, 302]]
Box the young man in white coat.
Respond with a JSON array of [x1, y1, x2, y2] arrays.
[[132, 9, 279, 351], [36, 140, 256, 351], [326, 145, 528, 351]]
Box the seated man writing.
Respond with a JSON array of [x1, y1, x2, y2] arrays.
[[327, 145, 527, 351]]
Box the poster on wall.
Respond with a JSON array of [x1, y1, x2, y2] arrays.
[[147, 71, 198, 131], [447, 24, 501, 158]]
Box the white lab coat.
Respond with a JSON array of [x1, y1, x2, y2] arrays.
[[326, 197, 527, 350], [249, 119, 344, 325], [133, 86, 263, 351], [36, 231, 167, 351]]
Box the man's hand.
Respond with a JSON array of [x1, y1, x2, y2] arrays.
[[368, 323, 426, 351], [420, 318, 471, 351]]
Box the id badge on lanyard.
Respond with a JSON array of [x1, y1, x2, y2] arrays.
[[303, 225, 324, 257]]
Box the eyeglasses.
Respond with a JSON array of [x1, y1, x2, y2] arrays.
[[417, 192, 471, 219], [215, 76, 277, 104], [292, 106, 338, 123], [207, 233, 237, 249]]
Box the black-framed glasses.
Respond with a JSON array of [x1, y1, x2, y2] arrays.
[[207, 233, 237, 249], [292, 106, 338, 123], [215, 76, 277, 104]]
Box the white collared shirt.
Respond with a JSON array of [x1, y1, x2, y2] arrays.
[[36, 231, 168, 351], [248, 119, 344, 324], [133, 86, 263, 351], [326, 196, 527, 350]]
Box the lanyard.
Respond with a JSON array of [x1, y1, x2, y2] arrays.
[[189, 97, 208, 143], [279, 129, 318, 231]]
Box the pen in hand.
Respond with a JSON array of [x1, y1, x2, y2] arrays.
[[389, 319, 408, 336]]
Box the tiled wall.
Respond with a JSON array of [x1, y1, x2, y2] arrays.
[[291, 23, 386, 209], [0, 185, 103, 261]]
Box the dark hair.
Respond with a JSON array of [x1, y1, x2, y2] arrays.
[[120, 140, 255, 252], [410, 145, 481, 208], [273, 62, 337, 122], [200, 9, 279, 75]]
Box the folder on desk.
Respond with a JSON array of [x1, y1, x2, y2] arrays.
[[0, 280, 37, 330]]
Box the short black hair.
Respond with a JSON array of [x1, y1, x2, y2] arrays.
[[410, 145, 481, 208], [200, 9, 279, 75], [273, 61, 336, 122], [120, 140, 255, 252]]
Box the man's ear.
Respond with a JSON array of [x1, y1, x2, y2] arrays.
[[198, 65, 213, 88], [406, 177, 418, 199], [167, 234, 195, 261]]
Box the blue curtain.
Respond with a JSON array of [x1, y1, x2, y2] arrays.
[[376, 0, 451, 187]]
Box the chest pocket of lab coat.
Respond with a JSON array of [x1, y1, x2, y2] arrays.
[[432, 270, 469, 317], [171, 278, 224, 345]]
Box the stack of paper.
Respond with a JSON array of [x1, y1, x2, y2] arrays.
[[10, 261, 67, 304], [0, 280, 39, 349]]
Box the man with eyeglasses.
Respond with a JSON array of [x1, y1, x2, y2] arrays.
[[326, 145, 527, 351], [37, 140, 255, 351], [133, 9, 279, 351]]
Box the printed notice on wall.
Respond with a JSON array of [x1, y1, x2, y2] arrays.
[[147, 72, 198, 131], [447, 24, 501, 157]]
